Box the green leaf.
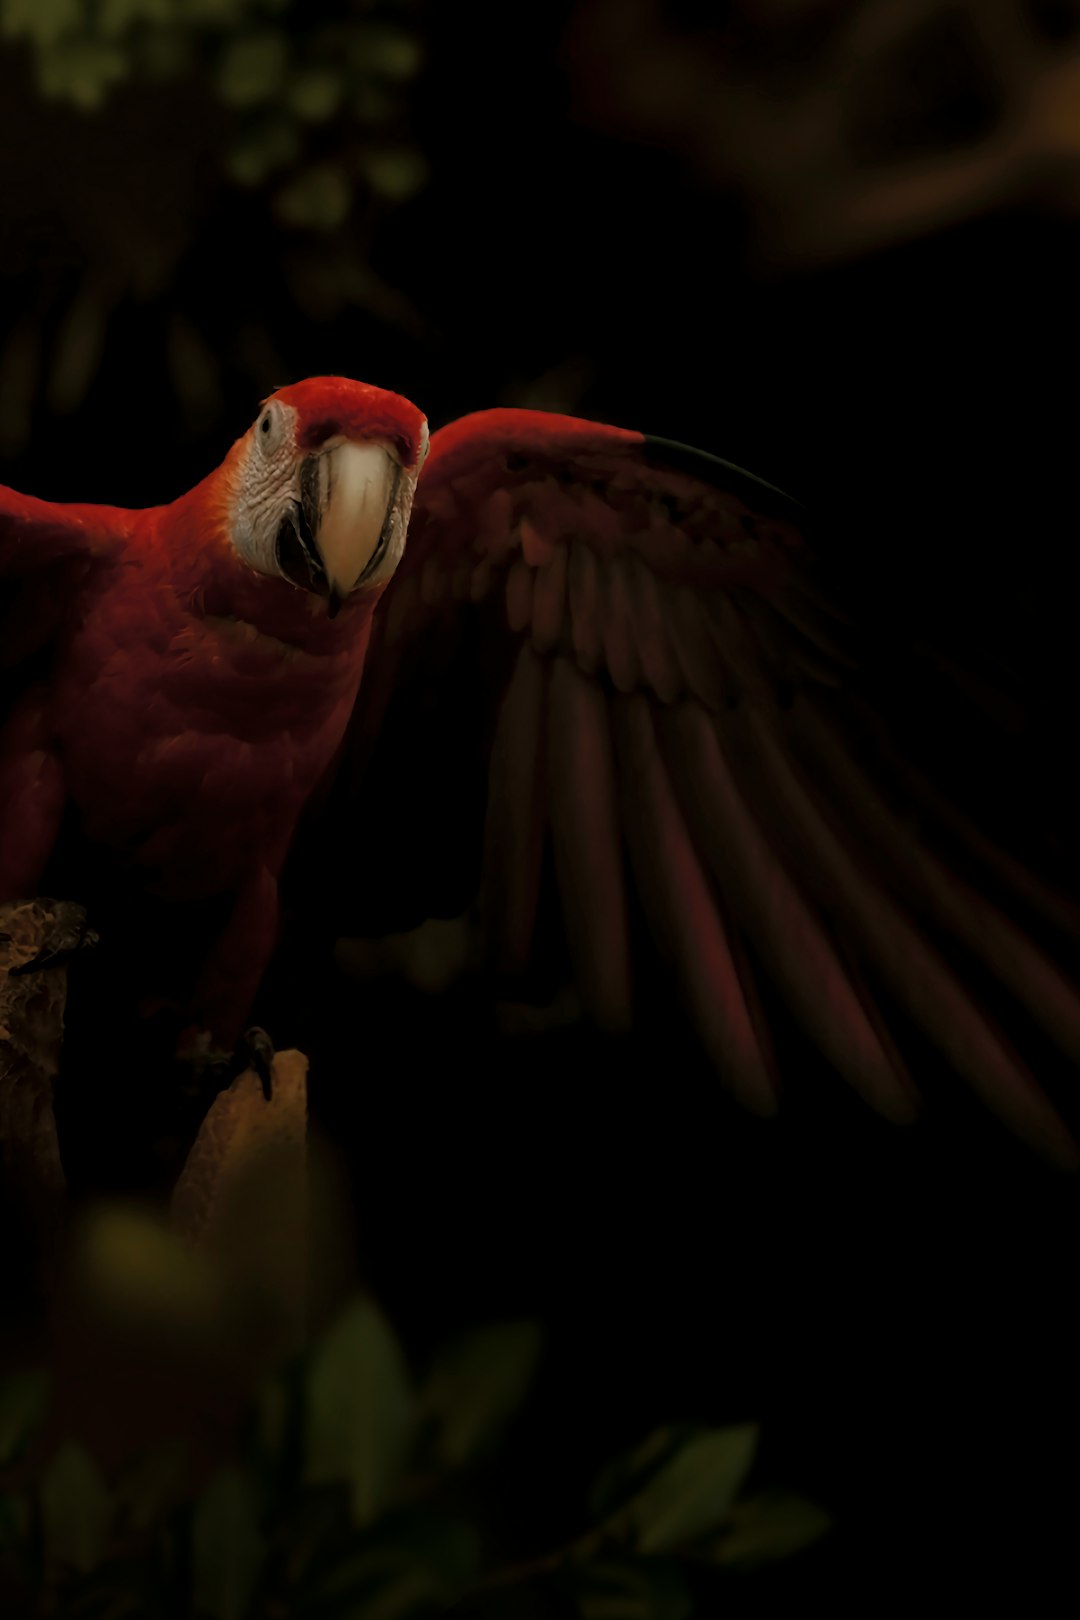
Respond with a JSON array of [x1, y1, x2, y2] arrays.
[[39, 1441, 114, 1576], [225, 118, 300, 186], [297, 1508, 483, 1615], [266, 1485, 352, 1591], [606, 1425, 760, 1556], [254, 1368, 290, 1462], [37, 38, 128, 109], [0, 0, 81, 49], [421, 1320, 543, 1471], [400, 1511, 484, 1589], [0, 319, 40, 456], [361, 148, 428, 202], [710, 1490, 832, 1569], [185, 0, 254, 22], [588, 1429, 694, 1522], [298, 1537, 414, 1605], [350, 1567, 442, 1620], [191, 1466, 265, 1620], [167, 312, 223, 423], [137, 25, 195, 81], [69, 1205, 225, 1343], [98, 0, 172, 37], [576, 1561, 692, 1620], [304, 1296, 418, 1526], [275, 165, 352, 231], [47, 280, 111, 415], [47, 1554, 165, 1618], [352, 25, 422, 83], [0, 1490, 32, 1552], [287, 66, 343, 123], [349, 80, 397, 125], [0, 1369, 49, 1465], [217, 31, 287, 108], [113, 1439, 191, 1534], [307, 1554, 441, 1620]]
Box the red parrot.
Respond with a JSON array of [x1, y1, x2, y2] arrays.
[[0, 378, 429, 1050], [2, 376, 1079, 1167]]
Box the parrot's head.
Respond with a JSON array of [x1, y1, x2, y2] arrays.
[[225, 376, 428, 617]]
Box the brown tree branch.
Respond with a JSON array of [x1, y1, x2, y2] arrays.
[[0, 898, 82, 1292]]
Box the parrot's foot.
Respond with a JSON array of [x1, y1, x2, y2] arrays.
[[178, 1025, 276, 1103], [235, 1026, 275, 1101], [2, 901, 99, 976]]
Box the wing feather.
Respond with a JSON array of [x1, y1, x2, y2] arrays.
[[841, 692, 1080, 944], [729, 700, 1079, 1167], [1, 485, 127, 898], [789, 697, 1080, 1067], [659, 701, 919, 1126], [481, 643, 550, 979], [599, 557, 645, 694], [310, 407, 1080, 1165], [611, 692, 777, 1115], [1, 488, 123, 665], [505, 557, 534, 635], [1, 485, 125, 694], [546, 657, 633, 1030], [531, 537, 570, 655], [667, 585, 731, 708], [568, 540, 604, 674], [623, 554, 681, 704]]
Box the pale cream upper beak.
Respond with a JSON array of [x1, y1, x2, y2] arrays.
[[316, 441, 399, 597]]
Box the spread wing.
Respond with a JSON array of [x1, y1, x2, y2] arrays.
[[1, 484, 123, 684], [300, 409, 1080, 1168], [1, 483, 126, 895]]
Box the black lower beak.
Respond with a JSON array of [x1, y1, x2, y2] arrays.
[[275, 504, 328, 596], [275, 455, 330, 597]]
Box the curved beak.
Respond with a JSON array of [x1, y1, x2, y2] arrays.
[[277, 442, 401, 613]]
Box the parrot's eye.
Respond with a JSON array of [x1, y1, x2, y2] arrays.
[[255, 402, 288, 457]]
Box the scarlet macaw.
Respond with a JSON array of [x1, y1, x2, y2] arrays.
[[1, 376, 1078, 1166]]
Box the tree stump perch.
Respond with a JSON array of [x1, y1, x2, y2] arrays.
[[171, 1050, 310, 1350]]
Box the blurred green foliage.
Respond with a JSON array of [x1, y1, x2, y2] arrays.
[[0, 0, 428, 464], [0, 1203, 829, 1617], [0, 0, 424, 205]]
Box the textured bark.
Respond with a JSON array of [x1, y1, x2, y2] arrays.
[[171, 1050, 309, 1350], [0, 898, 80, 1287]]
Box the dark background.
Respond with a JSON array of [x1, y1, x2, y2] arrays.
[[3, 0, 1080, 1607]]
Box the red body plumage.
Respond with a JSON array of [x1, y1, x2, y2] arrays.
[[0, 378, 426, 1039]]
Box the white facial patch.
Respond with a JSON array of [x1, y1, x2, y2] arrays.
[[230, 402, 301, 578], [228, 401, 422, 602]]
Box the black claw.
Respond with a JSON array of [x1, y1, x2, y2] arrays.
[[177, 1025, 276, 1108], [8, 906, 98, 976], [243, 1026, 275, 1100]]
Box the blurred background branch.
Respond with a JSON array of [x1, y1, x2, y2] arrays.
[[564, 0, 1080, 268]]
